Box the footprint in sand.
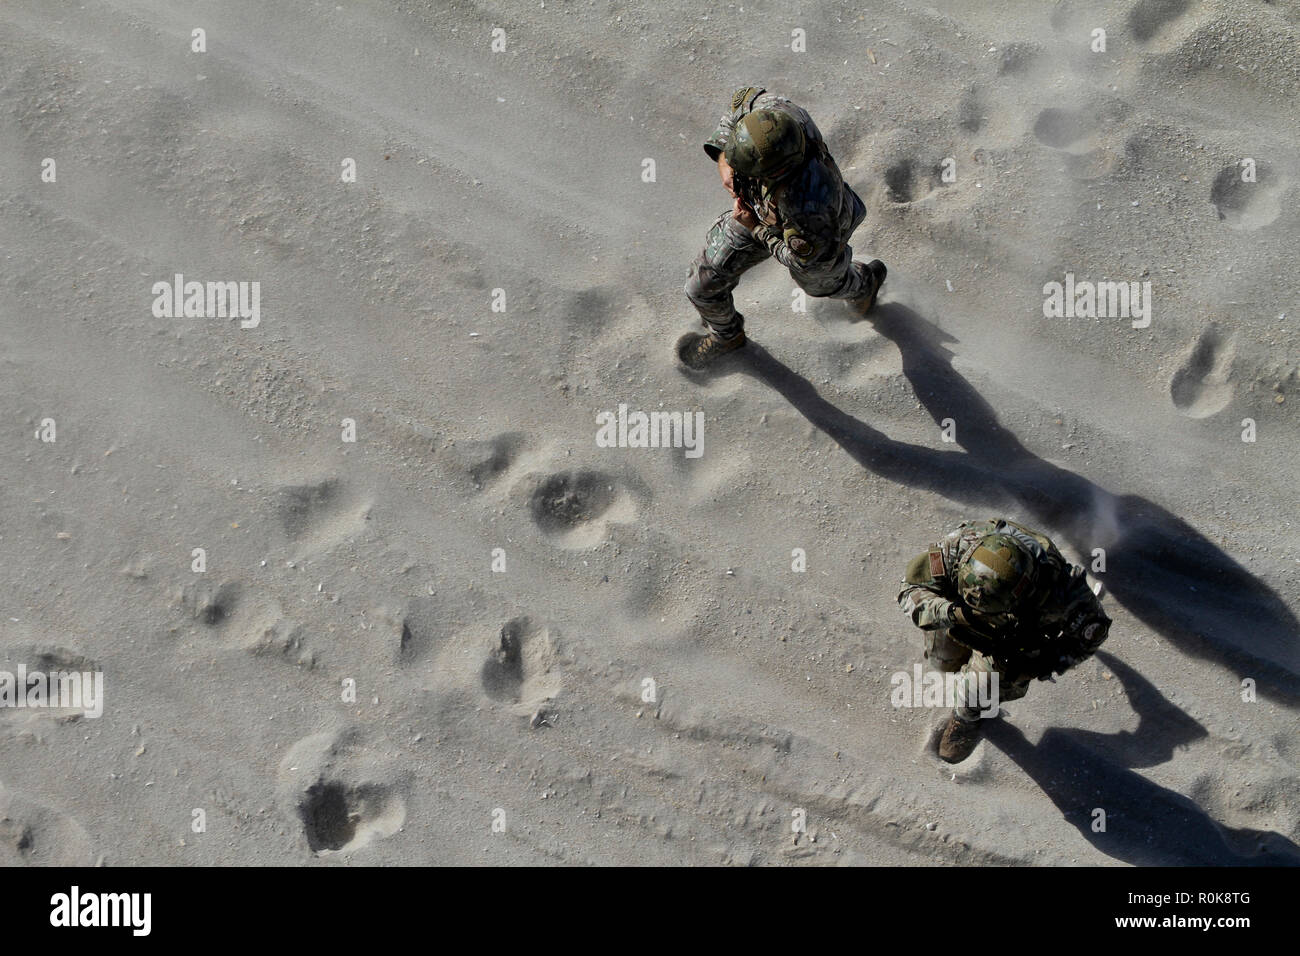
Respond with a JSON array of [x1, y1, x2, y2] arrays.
[[297, 780, 406, 855], [178, 580, 313, 663], [1170, 324, 1235, 418], [465, 431, 525, 490], [391, 594, 450, 665], [277, 477, 371, 556], [956, 87, 984, 134], [1128, 0, 1192, 44], [0, 783, 95, 865], [1032, 108, 1094, 151], [279, 478, 343, 537], [278, 731, 406, 857], [182, 579, 241, 627], [997, 42, 1040, 76], [883, 156, 946, 204], [522, 468, 637, 548], [1210, 162, 1285, 231], [479, 616, 561, 714], [1031, 100, 1132, 178], [529, 470, 616, 531]]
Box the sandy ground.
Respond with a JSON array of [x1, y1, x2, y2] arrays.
[[0, 0, 1297, 865]]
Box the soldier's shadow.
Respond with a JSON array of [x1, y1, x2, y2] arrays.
[[983, 652, 1300, 864], [735, 301, 1300, 707]]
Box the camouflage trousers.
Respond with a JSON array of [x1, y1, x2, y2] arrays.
[[684, 189, 872, 339], [924, 627, 1032, 723]]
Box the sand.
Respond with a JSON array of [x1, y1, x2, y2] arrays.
[[0, 0, 1296, 865]]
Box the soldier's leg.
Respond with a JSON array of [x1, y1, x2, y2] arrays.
[[789, 189, 885, 304], [923, 627, 971, 674], [791, 248, 881, 302], [939, 650, 1029, 763], [845, 185, 868, 236], [953, 652, 1030, 723], [684, 210, 771, 339]]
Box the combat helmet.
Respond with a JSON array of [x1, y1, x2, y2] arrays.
[[725, 109, 807, 181], [957, 534, 1036, 614]]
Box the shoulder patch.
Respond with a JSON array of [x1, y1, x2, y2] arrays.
[[731, 86, 763, 110], [787, 235, 813, 257], [928, 549, 945, 579], [903, 552, 932, 586]]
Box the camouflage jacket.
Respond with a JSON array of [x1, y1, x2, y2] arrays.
[[897, 518, 1111, 676], [703, 86, 861, 269]]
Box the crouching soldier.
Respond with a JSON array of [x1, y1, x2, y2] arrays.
[[897, 518, 1112, 763]]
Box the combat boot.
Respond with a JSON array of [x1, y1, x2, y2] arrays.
[[937, 715, 982, 764], [677, 329, 747, 370], [857, 259, 888, 312]]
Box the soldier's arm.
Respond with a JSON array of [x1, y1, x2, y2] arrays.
[[751, 191, 829, 268], [898, 549, 959, 630], [1047, 568, 1112, 673], [750, 224, 811, 269]]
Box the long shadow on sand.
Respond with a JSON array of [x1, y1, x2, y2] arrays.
[[984, 651, 1300, 864], [731, 302, 1299, 707]]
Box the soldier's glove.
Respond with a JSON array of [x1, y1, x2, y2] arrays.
[[952, 605, 1013, 635], [949, 605, 992, 637], [947, 606, 1008, 659], [975, 610, 1017, 632]]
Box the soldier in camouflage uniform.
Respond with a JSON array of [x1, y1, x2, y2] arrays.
[[678, 87, 887, 369], [897, 518, 1112, 763]]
